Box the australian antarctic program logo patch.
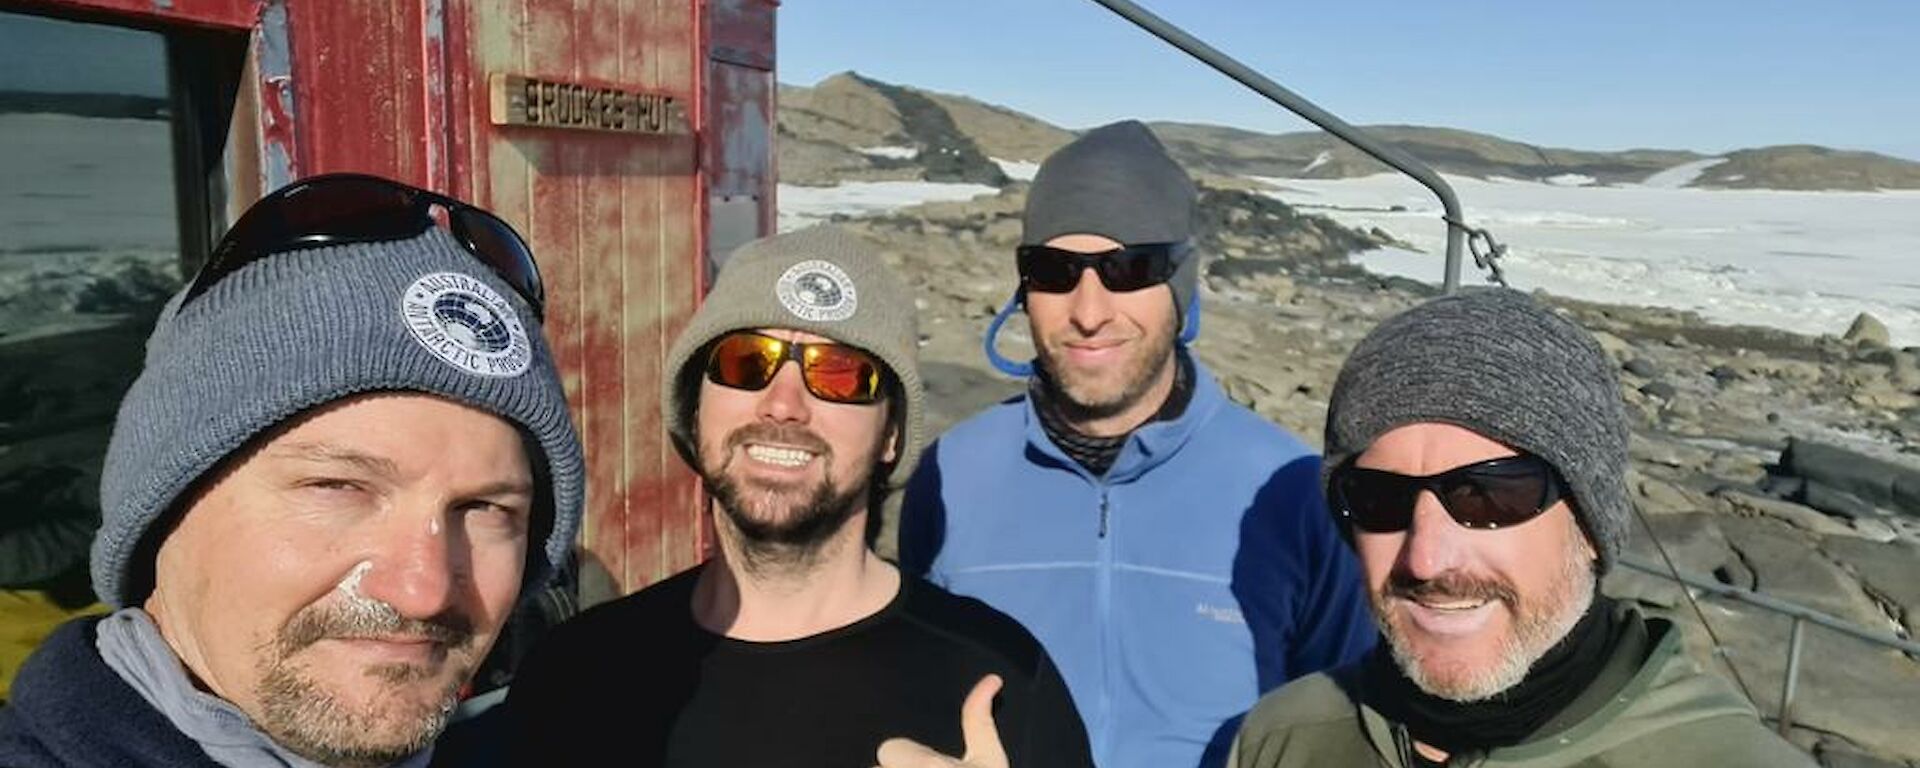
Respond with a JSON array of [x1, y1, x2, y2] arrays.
[[400, 272, 533, 378], [775, 260, 858, 323]]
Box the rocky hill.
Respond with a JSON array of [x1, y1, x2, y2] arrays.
[[1148, 122, 1705, 185], [1693, 145, 1920, 191], [777, 72, 1920, 191]]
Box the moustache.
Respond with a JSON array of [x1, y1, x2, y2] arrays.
[[1383, 569, 1519, 608], [278, 597, 474, 655]]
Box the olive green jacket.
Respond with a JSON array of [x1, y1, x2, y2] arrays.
[[1229, 611, 1814, 768]]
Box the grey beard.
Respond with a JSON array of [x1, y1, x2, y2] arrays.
[[1378, 529, 1597, 703], [253, 597, 474, 768]]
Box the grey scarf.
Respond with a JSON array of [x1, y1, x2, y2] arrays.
[[96, 607, 435, 768]]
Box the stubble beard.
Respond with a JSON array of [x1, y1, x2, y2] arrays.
[[1035, 314, 1178, 424], [1375, 529, 1596, 703], [253, 597, 477, 768], [701, 422, 875, 577]]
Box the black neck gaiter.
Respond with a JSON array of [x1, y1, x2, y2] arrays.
[[1032, 349, 1193, 477], [1363, 593, 1622, 759]]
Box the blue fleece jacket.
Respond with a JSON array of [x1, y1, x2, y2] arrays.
[[900, 360, 1376, 768]]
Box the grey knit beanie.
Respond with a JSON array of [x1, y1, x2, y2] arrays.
[[1021, 120, 1200, 328], [663, 225, 925, 490], [93, 228, 584, 608], [1323, 289, 1631, 573]]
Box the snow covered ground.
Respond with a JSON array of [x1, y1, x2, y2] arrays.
[[772, 164, 1920, 347], [992, 157, 1040, 181], [778, 181, 999, 232], [1253, 173, 1920, 346]]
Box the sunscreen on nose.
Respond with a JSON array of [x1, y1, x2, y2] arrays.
[[428, 516, 442, 536], [334, 560, 379, 608]]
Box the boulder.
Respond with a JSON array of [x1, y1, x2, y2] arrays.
[[1623, 357, 1663, 378], [1844, 312, 1891, 347], [1640, 381, 1678, 400], [1781, 438, 1920, 518], [1717, 489, 1856, 537]]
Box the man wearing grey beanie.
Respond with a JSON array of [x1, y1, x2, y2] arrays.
[[505, 226, 1091, 768], [0, 174, 585, 768], [901, 120, 1375, 768], [1230, 289, 1811, 768]]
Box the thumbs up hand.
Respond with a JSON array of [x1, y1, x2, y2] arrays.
[[874, 675, 1009, 768]]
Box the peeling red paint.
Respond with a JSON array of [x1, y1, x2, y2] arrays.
[[25, 0, 770, 600]]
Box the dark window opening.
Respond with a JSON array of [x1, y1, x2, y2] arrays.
[[0, 7, 243, 701]]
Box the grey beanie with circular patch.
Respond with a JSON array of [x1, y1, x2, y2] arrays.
[[1021, 120, 1200, 328], [663, 225, 925, 491], [93, 227, 584, 608], [1322, 289, 1632, 573]]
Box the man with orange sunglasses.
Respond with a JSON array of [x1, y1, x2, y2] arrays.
[[504, 226, 1092, 768]]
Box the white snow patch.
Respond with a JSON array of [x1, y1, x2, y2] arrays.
[[1545, 173, 1597, 187], [1249, 172, 1920, 346], [857, 145, 918, 160], [1641, 158, 1727, 189], [1301, 151, 1333, 175], [778, 181, 999, 232], [992, 157, 1041, 181]]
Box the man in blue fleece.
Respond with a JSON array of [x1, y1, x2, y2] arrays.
[[899, 120, 1376, 768]]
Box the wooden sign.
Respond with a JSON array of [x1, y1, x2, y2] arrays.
[[490, 73, 686, 135]]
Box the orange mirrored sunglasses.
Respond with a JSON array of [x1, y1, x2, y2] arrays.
[[704, 331, 888, 405]]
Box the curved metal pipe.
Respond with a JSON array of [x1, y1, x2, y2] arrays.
[[1085, 0, 1466, 292]]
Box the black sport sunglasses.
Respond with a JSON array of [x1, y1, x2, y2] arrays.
[[1330, 453, 1568, 533], [1015, 242, 1185, 294], [183, 173, 545, 318]]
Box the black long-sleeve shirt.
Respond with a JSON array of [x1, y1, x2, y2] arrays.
[[505, 564, 1094, 768]]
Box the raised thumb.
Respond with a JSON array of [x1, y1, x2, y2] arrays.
[[960, 674, 1008, 768]]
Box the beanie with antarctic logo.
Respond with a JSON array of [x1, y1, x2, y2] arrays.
[[92, 227, 584, 608], [663, 225, 925, 491], [1322, 289, 1632, 573], [987, 120, 1202, 376]]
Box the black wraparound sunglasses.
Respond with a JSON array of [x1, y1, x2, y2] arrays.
[[1330, 453, 1568, 533], [183, 173, 545, 318], [1015, 242, 1185, 294]]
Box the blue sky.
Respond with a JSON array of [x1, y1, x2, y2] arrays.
[[780, 1, 1920, 160]]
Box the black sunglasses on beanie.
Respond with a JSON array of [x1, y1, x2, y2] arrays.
[[184, 173, 545, 318]]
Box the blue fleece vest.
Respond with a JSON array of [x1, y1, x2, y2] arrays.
[[901, 360, 1376, 768]]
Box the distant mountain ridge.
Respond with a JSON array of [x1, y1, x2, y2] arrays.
[[0, 90, 169, 120], [778, 72, 1920, 192]]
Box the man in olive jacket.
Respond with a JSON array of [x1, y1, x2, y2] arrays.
[[1230, 289, 1813, 767]]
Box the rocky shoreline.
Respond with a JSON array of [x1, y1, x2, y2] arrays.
[[822, 182, 1920, 767]]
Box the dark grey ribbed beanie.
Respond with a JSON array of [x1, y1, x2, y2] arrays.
[[93, 228, 584, 608], [1022, 120, 1199, 326], [1323, 289, 1631, 573], [664, 225, 925, 490]]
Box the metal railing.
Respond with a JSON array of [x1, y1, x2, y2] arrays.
[[1617, 552, 1920, 734], [1086, 0, 1481, 292]]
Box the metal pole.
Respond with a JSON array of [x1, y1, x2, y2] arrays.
[[1618, 553, 1920, 656], [1778, 617, 1807, 736], [1085, 0, 1467, 292]]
